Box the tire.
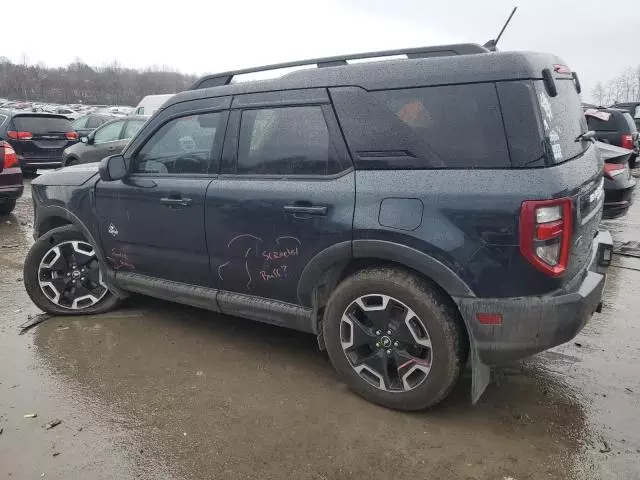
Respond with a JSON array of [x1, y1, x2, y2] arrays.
[[323, 268, 465, 411], [65, 157, 78, 167], [0, 198, 16, 215], [24, 225, 121, 315]]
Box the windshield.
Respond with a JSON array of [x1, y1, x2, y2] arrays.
[[13, 115, 72, 134], [535, 79, 587, 164]]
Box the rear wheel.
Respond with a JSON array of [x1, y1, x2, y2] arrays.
[[24, 225, 120, 315], [0, 198, 16, 215], [323, 268, 465, 410]]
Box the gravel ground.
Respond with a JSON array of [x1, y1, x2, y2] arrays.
[[0, 179, 638, 480]]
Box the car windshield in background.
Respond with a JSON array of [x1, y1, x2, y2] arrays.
[[13, 116, 72, 134], [535, 79, 587, 164]]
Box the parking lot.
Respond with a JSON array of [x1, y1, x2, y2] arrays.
[[0, 179, 639, 480]]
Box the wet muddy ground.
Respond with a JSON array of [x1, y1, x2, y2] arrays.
[[1, 180, 639, 479]]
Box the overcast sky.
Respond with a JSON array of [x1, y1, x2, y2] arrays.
[[4, 0, 639, 101]]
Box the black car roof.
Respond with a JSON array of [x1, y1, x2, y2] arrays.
[[0, 109, 70, 120], [166, 49, 567, 109]]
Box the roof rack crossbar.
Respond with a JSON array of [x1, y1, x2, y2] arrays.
[[190, 43, 488, 90]]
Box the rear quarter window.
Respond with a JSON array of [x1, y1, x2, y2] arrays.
[[12, 116, 72, 134], [331, 84, 510, 169], [535, 79, 587, 164]]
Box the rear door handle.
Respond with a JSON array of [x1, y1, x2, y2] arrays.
[[160, 197, 192, 207], [107, 146, 117, 151], [284, 205, 327, 216]]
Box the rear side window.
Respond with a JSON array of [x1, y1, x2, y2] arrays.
[[123, 119, 145, 139], [331, 84, 510, 169], [237, 106, 341, 175], [86, 116, 106, 129], [12, 116, 72, 134], [72, 117, 89, 129], [535, 80, 587, 164]]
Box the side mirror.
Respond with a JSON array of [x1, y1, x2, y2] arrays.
[[80, 136, 89, 144], [99, 154, 127, 182]]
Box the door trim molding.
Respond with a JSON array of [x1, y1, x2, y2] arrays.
[[115, 271, 314, 333]]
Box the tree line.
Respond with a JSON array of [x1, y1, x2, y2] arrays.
[[0, 57, 197, 106], [591, 66, 640, 106]]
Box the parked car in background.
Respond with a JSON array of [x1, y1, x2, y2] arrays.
[[54, 106, 82, 120], [584, 107, 639, 166], [611, 102, 640, 130], [72, 114, 113, 137], [596, 141, 637, 218], [27, 45, 613, 411], [133, 94, 174, 117], [62, 116, 146, 166], [0, 139, 23, 214], [0, 110, 79, 172]]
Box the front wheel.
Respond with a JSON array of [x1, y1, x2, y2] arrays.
[[323, 268, 465, 411], [24, 225, 120, 315]]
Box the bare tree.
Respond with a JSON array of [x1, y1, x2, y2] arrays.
[[0, 58, 196, 105], [591, 81, 606, 106]]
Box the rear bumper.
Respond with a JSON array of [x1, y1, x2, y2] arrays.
[[603, 177, 636, 218], [19, 157, 62, 169], [456, 230, 613, 365], [0, 167, 24, 199]]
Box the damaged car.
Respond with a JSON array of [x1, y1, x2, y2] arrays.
[[23, 44, 613, 410]]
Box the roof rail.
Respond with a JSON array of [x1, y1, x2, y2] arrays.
[[189, 43, 488, 90]]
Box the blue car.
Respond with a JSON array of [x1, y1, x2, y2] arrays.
[[23, 44, 613, 410]]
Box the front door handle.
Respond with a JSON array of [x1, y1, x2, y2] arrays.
[[284, 204, 327, 216], [160, 197, 192, 207], [107, 146, 117, 151]]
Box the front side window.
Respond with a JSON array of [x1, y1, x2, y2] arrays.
[[94, 121, 124, 144], [132, 112, 223, 175], [237, 106, 339, 175]]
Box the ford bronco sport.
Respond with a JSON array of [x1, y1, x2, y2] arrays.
[[24, 44, 613, 410]]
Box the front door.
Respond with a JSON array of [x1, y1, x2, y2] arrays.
[[207, 96, 355, 304], [95, 109, 229, 286], [84, 119, 127, 164]]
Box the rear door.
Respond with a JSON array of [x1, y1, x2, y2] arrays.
[[9, 114, 74, 161], [206, 90, 355, 304]]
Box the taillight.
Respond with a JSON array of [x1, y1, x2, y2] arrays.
[[604, 163, 626, 179], [7, 130, 33, 140], [519, 198, 573, 277], [0, 141, 19, 168], [66, 131, 79, 140], [621, 134, 634, 150]]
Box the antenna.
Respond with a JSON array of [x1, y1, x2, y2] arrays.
[[483, 7, 518, 52]]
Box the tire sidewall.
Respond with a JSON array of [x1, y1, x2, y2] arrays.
[[323, 269, 461, 410], [24, 225, 119, 315]]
